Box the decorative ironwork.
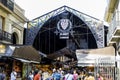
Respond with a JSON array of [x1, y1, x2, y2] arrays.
[[0, 0, 14, 11], [26, 6, 104, 48], [94, 57, 116, 80], [0, 29, 13, 43]]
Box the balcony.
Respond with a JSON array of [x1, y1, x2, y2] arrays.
[[0, 0, 14, 11], [0, 29, 13, 43], [107, 10, 120, 45]]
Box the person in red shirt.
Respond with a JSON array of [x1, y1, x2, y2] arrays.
[[34, 70, 42, 80]]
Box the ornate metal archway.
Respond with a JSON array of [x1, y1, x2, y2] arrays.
[[26, 6, 104, 48]]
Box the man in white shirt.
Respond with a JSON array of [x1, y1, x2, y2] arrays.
[[64, 70, 73, 80], [10, 69, 17, 80]]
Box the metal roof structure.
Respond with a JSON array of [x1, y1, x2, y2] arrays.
[[26, 6, 104, 48]]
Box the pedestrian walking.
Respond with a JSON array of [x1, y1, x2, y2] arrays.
[[34, 70, 42, 80], [0, 70, 6, 80], [96, 73, 103, 80], [73, 70, 78, 80], [64, 70, 73, 80], [28, 71, 34, 80], [10, 69, 17, 80], [51, 69, 61, 80]]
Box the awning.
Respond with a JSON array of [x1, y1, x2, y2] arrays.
[[5, 45, 41, 62], [38, 51, 47, 57], [13, 46, 41, 62], [15, 58, 40, 63], [47, 47, 72, 59], [76, 46, 115, 66]]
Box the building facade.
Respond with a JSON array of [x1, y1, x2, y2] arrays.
[[0, 0, 27, 45], [0, 0, 28, 79], [104, 0, 119, 46], [25, 6, 107, 69], [104, 0, 119, 60], [104, 0, 120, 79]]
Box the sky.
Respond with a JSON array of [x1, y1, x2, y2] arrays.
[[14, 0, 107, 21]]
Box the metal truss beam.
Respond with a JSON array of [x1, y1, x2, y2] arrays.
[[26, 6, 104, 48]]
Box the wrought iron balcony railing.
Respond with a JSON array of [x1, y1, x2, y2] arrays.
[[0, 0, 14, 11], [0, 29, 13, 43]]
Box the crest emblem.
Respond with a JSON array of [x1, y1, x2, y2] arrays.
[[60, 19, 69, 30], [56, 19, 72, 39], [57, 19, 72, 32]]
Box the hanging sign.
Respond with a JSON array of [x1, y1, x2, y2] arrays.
[[56, 19, 72, 39]]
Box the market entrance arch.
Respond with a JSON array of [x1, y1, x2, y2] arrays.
[[33, 11, 97, 56], [26, 6, 104, 59]]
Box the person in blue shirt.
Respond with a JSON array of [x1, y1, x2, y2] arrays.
[[52, 69, 61, 80]]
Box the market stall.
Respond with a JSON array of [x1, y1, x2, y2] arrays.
[[4, 45, 41, 79], [76, 46, 115, 79]]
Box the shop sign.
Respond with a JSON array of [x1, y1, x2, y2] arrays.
[[55, 19, 72, 39]]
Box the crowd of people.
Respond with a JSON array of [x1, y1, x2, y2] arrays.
[[26, 68, 104, 80], [0, 67, 106, 80], [0, 69, 18, 80]]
